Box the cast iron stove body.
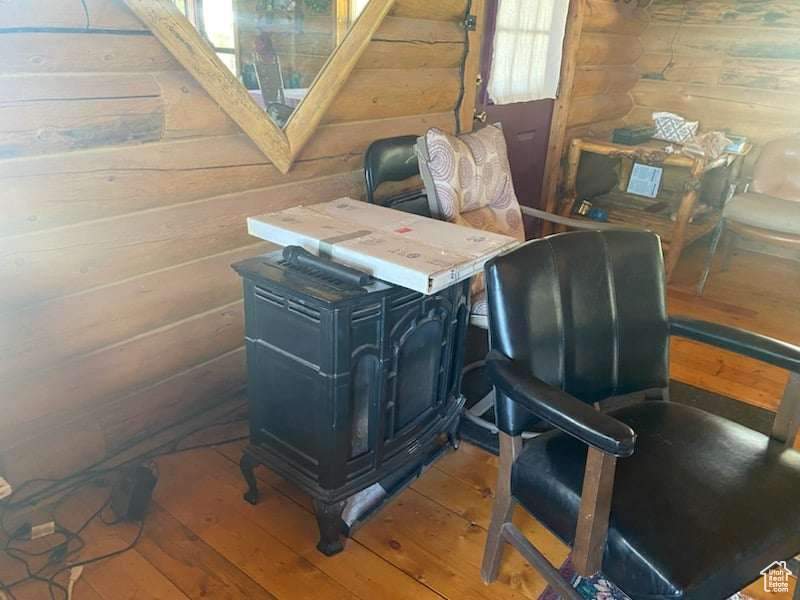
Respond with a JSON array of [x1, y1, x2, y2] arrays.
[[233, 250, 469, 555]]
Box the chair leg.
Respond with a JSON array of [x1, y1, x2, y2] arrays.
[[481, 485, 516, 582], [773, 372, 800, 448], [502, 523, 582, 600], [720, 227, 736, 272], [481, 433, 522, 583], [572, 447, 617, 577], [697, 220, 725, 296]]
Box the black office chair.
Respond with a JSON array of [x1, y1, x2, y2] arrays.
[[481, 230, 800, 599], [363, 136, 431, 217]]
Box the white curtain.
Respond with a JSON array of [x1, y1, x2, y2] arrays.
[[487, 0, 570, 105]]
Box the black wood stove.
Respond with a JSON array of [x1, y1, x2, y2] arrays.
[[233, 247, 469, 555]]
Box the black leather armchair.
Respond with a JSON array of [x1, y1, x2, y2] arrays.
[[481, 230, 800, 600]]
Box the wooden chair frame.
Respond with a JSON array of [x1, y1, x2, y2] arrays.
[[698, 217, 800, 296], [481, 367, 800, 597]]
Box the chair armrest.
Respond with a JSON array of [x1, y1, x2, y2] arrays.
[[487, 351, 636, 457], [670, 316, 800, 373]]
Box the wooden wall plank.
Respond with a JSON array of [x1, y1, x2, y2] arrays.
[[567, 93, 634, 128], [325, 68, 461, 123], [583, 0, 649, 35], [1, 112, 452, 238], [2, 302, 244, 437], [0, 95, 164, 159], [577, 32, 643, 66], [302, 110, 455, 158], [719, 57, 800, 91], [154, 70, 239, 139], [0, 243, 268, 384], [641, 23, 800, 59], [0, 349, 246, 484], [0, 73, 160, 102], [375, 16, 463, 43], [359, 40, 463, 69], [572, 65, 640, 98], [390, 0, 466, 22], [631, 79, 800, 114], [637, 52, 725, 84], [0, 0, 146, 31], [639, 52, 800, 93], [0, 171, 363, 310], [0, 137, 353, 238], [648, 0, 800, 29], [0, 33, 180, 73]]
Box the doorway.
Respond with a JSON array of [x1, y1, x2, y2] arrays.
[[475, 0, 570, 216]]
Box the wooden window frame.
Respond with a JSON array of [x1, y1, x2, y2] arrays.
[[124, 0, 396, 174]]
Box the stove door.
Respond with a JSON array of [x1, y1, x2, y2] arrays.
[[381, 296, 454, 458]]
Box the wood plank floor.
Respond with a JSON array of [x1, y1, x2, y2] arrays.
[[5, 245, 800, 600]]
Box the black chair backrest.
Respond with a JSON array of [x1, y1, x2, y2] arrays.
[[485, 230, 670, 435], [363, 135, 431, 217]]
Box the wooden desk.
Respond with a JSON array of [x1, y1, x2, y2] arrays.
[[560, 138, 744, 279]]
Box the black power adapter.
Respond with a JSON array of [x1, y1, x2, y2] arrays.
[[110, 464, 158, 522]]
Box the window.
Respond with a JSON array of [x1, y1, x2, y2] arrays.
[[487, 0, 569, 105], [349, 0, 370, 22], [202, 0, 237, 74], [172, 0, 238, 75]]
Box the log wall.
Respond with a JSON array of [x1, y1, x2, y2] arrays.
[[563, 0, 647, 144], [0, 0, 468, 486], [627, 0, 800, 144]]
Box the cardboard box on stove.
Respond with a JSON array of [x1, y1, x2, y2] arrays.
[[247, 198, 518, 295]]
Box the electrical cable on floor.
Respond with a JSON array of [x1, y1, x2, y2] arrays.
[[1, 403, 248, 512], [0, 406, 249, 597]]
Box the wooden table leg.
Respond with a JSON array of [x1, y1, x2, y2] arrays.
[[664, 160, 705, 280], [552, 138, 584, 234]]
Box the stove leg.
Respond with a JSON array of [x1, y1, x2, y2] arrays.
[[447, 419, 460, 450], [312, 498, 346, 556], [240, 453, 260, 505]]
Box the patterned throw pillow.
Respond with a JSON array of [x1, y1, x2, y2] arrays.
[[415, 124, 525, 242]]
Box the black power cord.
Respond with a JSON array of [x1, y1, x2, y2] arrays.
[[0, 406, 248, 597]]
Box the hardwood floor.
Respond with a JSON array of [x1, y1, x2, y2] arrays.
[[4, 246, 799, 599]]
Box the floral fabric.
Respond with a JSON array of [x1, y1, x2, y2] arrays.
[[417, 124, 525, 242], [416, 124, 525, 307]]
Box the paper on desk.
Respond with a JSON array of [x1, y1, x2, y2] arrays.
[[247, 198, 518, 294]]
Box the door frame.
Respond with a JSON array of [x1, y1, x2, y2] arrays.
[[459, 0, 586, 226], [540, 0, 585, 230], [458, 0, 488, 134]]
